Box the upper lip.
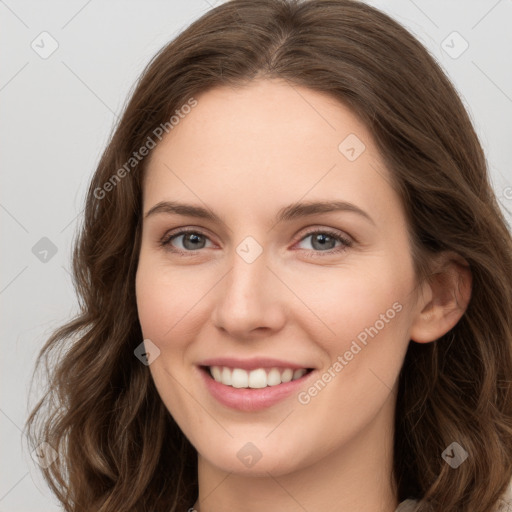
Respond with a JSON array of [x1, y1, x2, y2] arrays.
[[198, 357, 314, 371]]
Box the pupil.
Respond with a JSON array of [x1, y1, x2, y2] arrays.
[[184, 233, 205, 250], [312, 233, 335, 250]]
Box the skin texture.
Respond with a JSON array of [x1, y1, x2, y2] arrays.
[[135, 79, 471, 512]]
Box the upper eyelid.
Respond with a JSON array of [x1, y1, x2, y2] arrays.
[[162, 226, 215, 243]]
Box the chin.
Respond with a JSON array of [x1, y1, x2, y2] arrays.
[[197, 436, 315, 478]]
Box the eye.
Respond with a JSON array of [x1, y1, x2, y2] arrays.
[[159, 227, 353, 256], [295, 229, 353, 254], [159, 229, 214, 253]]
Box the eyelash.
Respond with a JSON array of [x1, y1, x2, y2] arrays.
[[158, 227, 353, 257]]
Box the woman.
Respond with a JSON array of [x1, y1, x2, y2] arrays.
[[26, 1, 512, 511]]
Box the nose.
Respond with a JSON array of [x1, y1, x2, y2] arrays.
[[211, 248, 287, 338]]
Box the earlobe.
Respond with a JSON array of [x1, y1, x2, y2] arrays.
[[410, 252, 472, 344]]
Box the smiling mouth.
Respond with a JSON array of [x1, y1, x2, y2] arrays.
[[200, 365, 314, 389]]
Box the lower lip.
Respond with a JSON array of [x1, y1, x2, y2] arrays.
[[198, 366, 315, 412]]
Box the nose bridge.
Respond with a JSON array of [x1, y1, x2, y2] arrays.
[[212, 239, 284, 335]]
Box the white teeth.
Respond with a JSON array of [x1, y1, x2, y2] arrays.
[[281, 368, 293, 383], [293, 368, 307, 380], [231, 368, 248, 388], [211, 366, 222, 382], [221, 366, 232, 385], [267, 368, 282, 386], [248, 368, 267, 388], [208, 366, 310, 388]]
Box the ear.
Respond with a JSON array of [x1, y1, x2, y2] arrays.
[[410, 252, 472, 344]]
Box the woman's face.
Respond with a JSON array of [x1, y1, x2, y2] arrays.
[[136, 79, 423, 477]]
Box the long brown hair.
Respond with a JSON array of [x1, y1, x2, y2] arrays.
[[26, 1, 512, 510]]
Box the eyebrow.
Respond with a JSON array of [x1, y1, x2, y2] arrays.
[[144, 199, 375, 226]]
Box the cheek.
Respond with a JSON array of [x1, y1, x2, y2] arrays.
[[135, 257, 218, 362], [135, 260, 189, 347], [293, 269, 411, 420], [290, 260, 412, 345]]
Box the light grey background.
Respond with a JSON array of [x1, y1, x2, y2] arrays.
[[1, 1, 511, 510]]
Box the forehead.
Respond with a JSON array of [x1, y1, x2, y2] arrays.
[[160, 79, 372, 154], [142, 79, 398, 222]]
